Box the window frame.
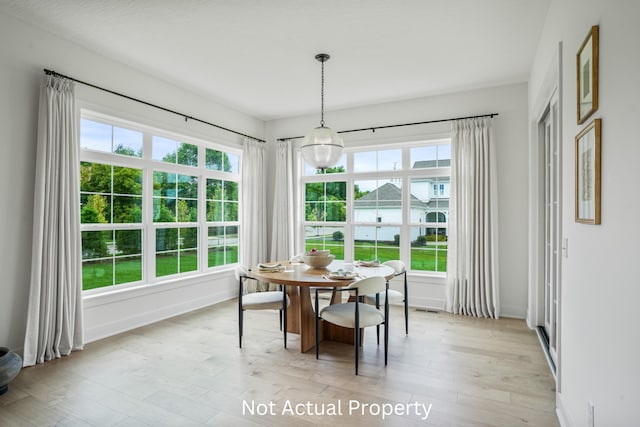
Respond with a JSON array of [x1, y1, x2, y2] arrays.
[[301, 137, 450, 276], [79, 110, 241, 295]]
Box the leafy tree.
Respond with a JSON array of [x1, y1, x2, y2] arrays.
[[114, 144, 141, 157], [80, 162, 111, 193], [156, 207, 178, 251], [81, 208, 109, 260], [115, 229, 141, 256], [84, 194, 108, 223], [163, 143, 198, 166], [414, 235, 427, 246], [304, 181, 346, 222], [317, 166, 345, 174], [354, 184, 370, 200], [332, 230, 344, 241], [206, 149, 233, 172], [182, 227, 198, 250]]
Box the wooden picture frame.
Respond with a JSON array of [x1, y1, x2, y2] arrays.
[[575, 118, 601, 224], [576, 25, 599, 124]]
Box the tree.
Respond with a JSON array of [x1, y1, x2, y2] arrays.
[[156, 207, 178, 251], [81, 206, 109, 259], [84, 194, 108, 223], [317, 166, 345, 174], [206, 149, 233, 172], [115, 228, 141, 256], [354, 184, 370, 200]]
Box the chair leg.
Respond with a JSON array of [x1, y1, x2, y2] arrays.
[[239, 307, 243, 349], [404, 273, 409, 335], [376, 291, 381, 345], [283, 288, 288, 349], [385, 299, 390, 366], [355, 302, 360, 375], [354, 325, 359, 375], [315, 291, 320, 360], [238, 277, 244, 348], [384, 318, 389, 366], [404, 299, 409, 335]]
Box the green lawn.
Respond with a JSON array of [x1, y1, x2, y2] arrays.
[[82, 247, 238, 290], [305, 238, 447, 272], [83, 238, 445, 291]]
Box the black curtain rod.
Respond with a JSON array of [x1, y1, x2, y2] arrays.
[[44, 68, 266, 143], [276, 112, 499, 141]]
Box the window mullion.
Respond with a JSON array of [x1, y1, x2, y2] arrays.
[[143, 132, 155, 283]]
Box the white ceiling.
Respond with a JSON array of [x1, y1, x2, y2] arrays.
[[0, 0, 550, 121]]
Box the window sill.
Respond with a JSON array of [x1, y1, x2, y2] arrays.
[[83, 266, 236, 308]]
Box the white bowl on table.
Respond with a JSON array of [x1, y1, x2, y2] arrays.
[[306, 249, 330, 256], [302, 254, 335, 268]]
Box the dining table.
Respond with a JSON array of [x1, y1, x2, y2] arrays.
[[248, 260, 395, 353]]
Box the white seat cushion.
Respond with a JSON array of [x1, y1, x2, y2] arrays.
[[319, 302, 384, 329], [364, 289, 404, 305], [242, 291, 289, 310]]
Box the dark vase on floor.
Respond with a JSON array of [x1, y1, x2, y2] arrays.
[[0, 347, 22, 395]]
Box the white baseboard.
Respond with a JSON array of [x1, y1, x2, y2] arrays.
[[500, 304, 527, 319], [556, 393, 572, 427], [84, 290, 233, 344], [83, 271, 237, 343], [407, 296, 445, 312]]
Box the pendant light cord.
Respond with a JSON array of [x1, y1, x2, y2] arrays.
[[320, 59, 325, 127]]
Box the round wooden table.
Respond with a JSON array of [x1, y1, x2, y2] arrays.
[[248, 260, 395, 353]]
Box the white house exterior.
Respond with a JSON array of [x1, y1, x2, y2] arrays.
[[353, 161, 450, 242]]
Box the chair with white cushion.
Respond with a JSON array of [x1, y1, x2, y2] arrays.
[[237, 266, 290, 349], [365, 260, 408, 335], [315, 276, 389, 375]]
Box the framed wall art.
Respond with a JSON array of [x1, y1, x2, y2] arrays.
[[575, 118, 601, 224], [576, 25, 599, 124]]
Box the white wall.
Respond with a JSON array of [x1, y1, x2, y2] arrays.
[[529, 1, 640, 425], [0, 12, 263, 351], [266, 83, 530, 316]]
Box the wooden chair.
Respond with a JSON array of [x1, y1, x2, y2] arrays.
[[314, 276, 389, 375], [365, 260, 408, 335], [237, 266, 289, 349]]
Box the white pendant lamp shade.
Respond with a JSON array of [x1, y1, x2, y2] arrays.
[[301, 126, 344, 170], [301, 53, 343, 170]]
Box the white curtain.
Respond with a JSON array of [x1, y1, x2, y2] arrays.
[[23, 75, 84, 366], [446, 117, 500, 318], [270, 139, 302, 262], [240, 139, 270, 291]]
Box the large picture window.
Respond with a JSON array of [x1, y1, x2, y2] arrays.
[[302, 140, 449, 274], [80, 112, 241, 292]]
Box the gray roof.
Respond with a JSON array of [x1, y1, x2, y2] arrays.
[[354, 182, 427, 210], [412, 159, 451, 168]]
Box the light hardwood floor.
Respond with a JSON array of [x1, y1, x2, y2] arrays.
[[0, 300, 559, 426]]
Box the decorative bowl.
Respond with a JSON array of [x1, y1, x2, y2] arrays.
[[306, 249, 330, 256], [303, 254, 335, 268], [0, 347, 22, 396]]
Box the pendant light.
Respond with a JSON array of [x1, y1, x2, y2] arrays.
[[301, 53, 344, 171]]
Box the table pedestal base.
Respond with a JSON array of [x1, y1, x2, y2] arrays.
[[286, 286, 363, 353]]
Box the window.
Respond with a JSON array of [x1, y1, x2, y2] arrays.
[[304, 178, 347, 259], [80, 113, 241, 292], [302, 140, 450, 273], [80, 161, 143, 290]]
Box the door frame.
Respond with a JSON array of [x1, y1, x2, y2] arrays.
[[527, 42, 563, 391]]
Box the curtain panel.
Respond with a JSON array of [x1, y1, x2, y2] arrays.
[[239, 139, 271, 291], [23, 75, 84, 366], [446, 117, 500, 318], [270, 139, 302, 262]]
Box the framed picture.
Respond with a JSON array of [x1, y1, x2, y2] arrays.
[[575, 118, 601, 224], [576, 25, 599, 124]]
